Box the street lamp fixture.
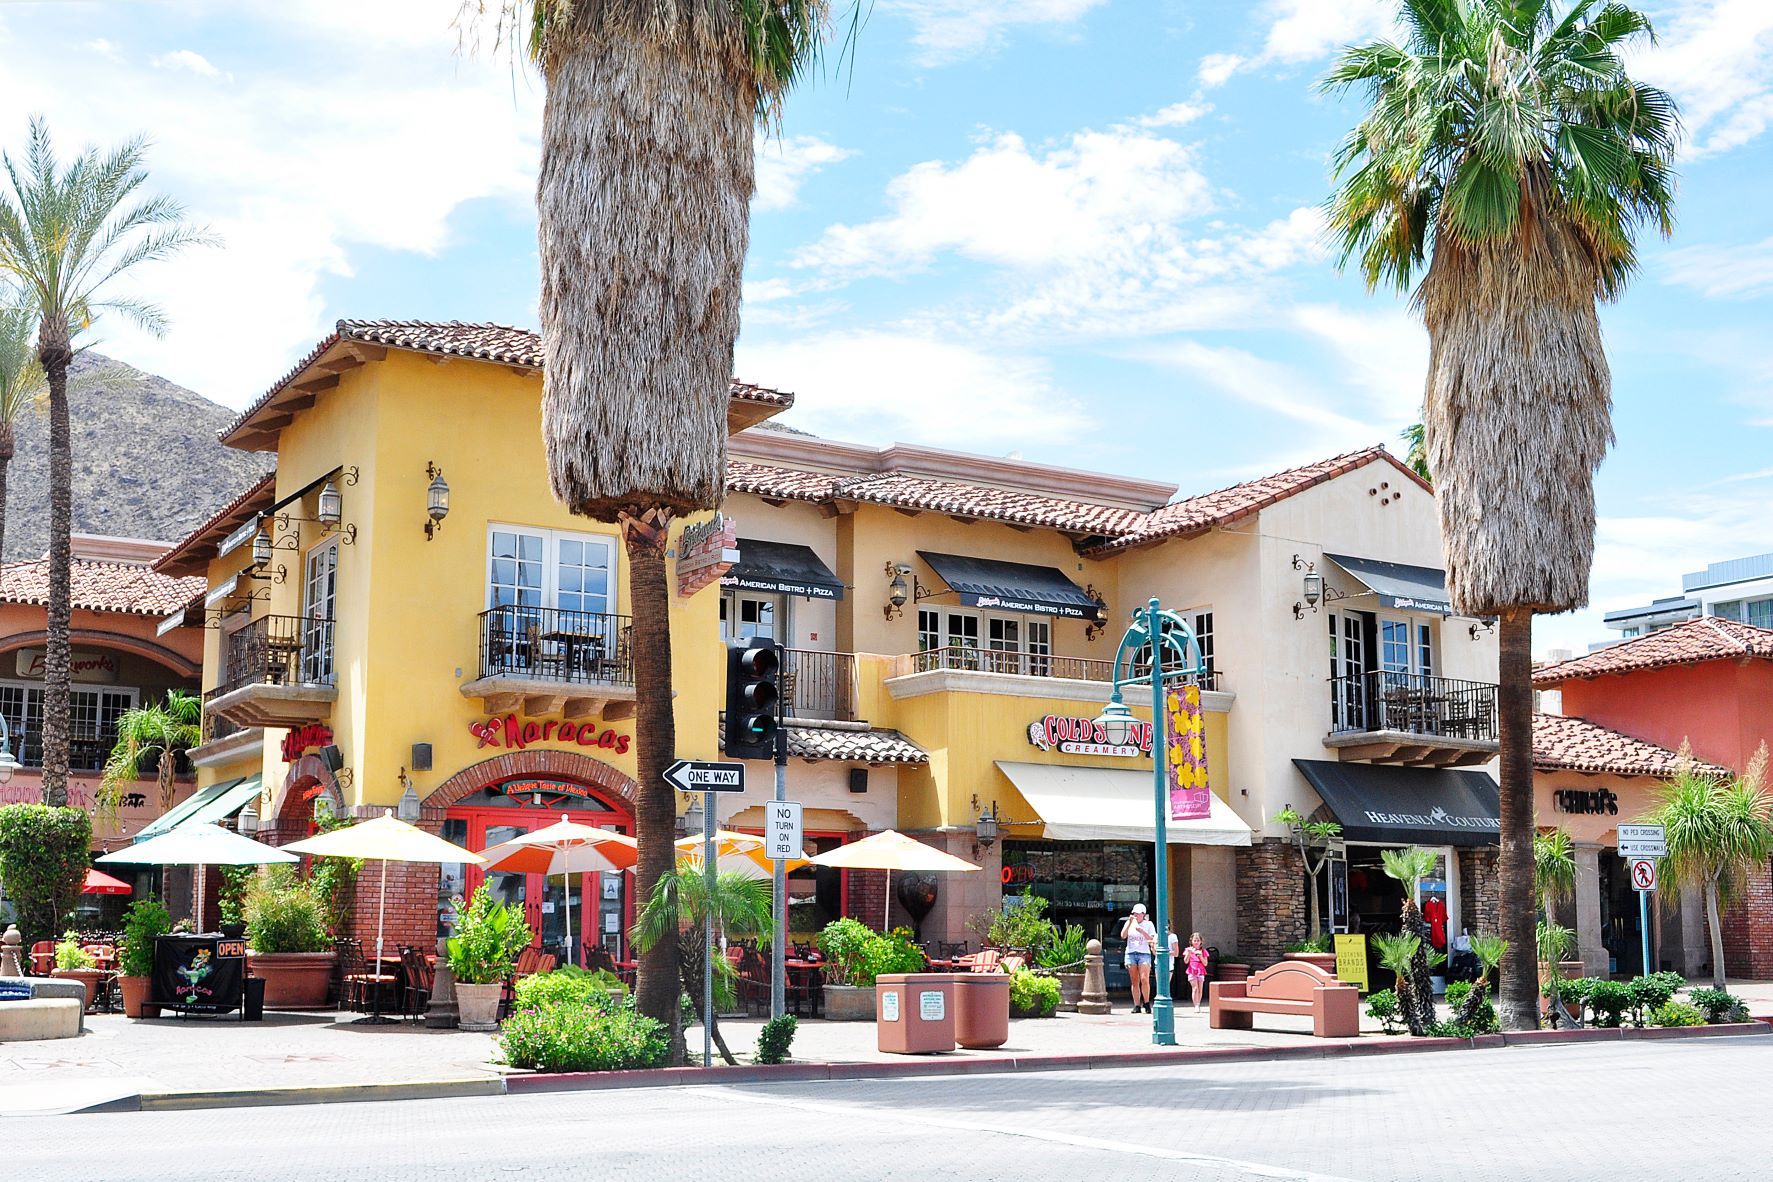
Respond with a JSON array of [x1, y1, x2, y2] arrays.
[[884, 562, 911, 620], [1093, 692, 1137, 748], [396, 767, 423, 823], [236, 799, 259, 838], [424, 463, 450, 539]]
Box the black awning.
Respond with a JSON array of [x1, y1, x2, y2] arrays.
[[917, 551, 1100, 620], [723, 539, 844, 600], [1325, 553, 1452, 616], [1293, 759, 1500, 847]]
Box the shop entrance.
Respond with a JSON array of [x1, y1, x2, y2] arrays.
[[1339, 845, 1455, 989], [440, 783, 633, 964], [1599, 856, 1647, 977]]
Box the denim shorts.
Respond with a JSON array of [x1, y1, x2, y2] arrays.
[[1125, 950, 1153, 966]]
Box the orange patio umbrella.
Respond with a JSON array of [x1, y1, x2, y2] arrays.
[[477, 817, 638, 967]]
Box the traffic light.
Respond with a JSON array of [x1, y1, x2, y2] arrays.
[[724, 638, 782, 760]]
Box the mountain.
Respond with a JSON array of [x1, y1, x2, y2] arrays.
[[4, 351, 272, 560]]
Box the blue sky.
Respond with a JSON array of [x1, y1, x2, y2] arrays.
[[2, 1, 1771, 655]]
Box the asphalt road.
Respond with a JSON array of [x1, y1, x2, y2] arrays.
[[16, 1037, 1769, 1182]]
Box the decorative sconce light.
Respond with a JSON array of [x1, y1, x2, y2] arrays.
[[251, 525, 273, 569], [884, 561, 911, 621], [247, 518, 289, 584], [972, 795, 1001, 850], [316, 480, 343, 528], [396, 767, 422, 823], [1469, 618, 1497, 640], [235, 798, 259, 838], [424, 462, 450, 540], [1292, 554, 1324, 619], [1085, 585, 1111, 641]]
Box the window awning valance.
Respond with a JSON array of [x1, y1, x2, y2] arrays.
[[1294, 759, 1499, 846], [995, 761, 1253, 846], [918, 551, 1100, 619], [723, 539, 844, 600], [1324, 553, 1452, 616]]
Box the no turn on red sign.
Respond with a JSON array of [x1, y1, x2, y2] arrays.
[[1630, 858, 1657, 892]]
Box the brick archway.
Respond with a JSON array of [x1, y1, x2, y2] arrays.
[[418, 748, 639, 830], [264, 754, 344, 846]]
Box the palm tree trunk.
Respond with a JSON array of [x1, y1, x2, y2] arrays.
[[622, 508, 683, 1063], [1705, 874, 1726, 991], [1496, 608, 1537, 1029], [38, 327, 73, 807], [0, 423, 13, 578]]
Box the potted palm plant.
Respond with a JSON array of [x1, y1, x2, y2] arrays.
[[117, 897, 172, 1018], [1035, 924, 1088, 1012], [632, 865, 773, 1066], [446, 885, 532, 1031], [51, 932, 105, 1012], [244, 867, 336, 1010]]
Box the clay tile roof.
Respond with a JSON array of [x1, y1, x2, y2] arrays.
[[222, 320, 792, 444], [1532, 713, 1730, 779], [1085, 446, 1429, 555], [152, 472, 278, 577], [725, 461, 1147, 536], [0, 557, 205, 616], [1532, 616, 1773, 687], [783, 723, 929, 765]]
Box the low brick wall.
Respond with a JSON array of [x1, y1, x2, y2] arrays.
[[1723, 856, 1773, 978]]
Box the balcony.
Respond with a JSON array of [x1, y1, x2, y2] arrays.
[[205, 614, 338, 729], [1325, 671, 1498, 767], [462, 605, 637, 719], [188, 687, 266, 769], [909, 645, 1224, 689], [886, 645, 1229, 708], [783, 648, 857, 722]]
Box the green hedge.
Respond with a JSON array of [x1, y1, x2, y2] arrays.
[[0, 805, 91, 946], [499, 971, 668, 1072]]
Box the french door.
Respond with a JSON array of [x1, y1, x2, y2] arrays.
[[456, 808, 632, 963]]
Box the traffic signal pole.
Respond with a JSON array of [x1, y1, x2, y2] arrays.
[[772, 725, 787, 1020]]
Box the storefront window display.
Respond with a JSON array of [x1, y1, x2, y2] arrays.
[[1000, 840, 1152, 942]]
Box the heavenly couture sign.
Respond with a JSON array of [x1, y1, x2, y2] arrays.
[[1027, 714, 1153, 758]]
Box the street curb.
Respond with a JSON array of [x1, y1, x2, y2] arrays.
[[66, 1020, 1771, 1113]]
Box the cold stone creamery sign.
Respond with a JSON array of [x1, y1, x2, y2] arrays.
[[1027, 714, 1153, 758], [470, 714, 631, 754]]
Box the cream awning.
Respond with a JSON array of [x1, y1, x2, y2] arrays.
[[994, 761, 1253, 846]]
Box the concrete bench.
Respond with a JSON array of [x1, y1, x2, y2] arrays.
[[1209, 960, 1359, 1038], [0, 998, 84, 1041], [0, 977, 87, 1039]]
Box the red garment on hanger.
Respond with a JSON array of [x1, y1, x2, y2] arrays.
[[1422, 897, 1447, 949]]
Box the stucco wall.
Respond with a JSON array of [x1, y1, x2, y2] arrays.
[[1558, 661, 1773, 774]]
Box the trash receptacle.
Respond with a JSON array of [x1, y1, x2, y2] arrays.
[[953, 972, 1010, 1049], [876, 973, 954, 1054], [243, 975, 266, 1022]]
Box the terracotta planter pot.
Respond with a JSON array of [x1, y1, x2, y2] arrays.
[[117, 974, 159, 1019], [822, 983, 877, 1021], [456, 982, 504, 1031], [52, 968, 105, 1012], [247, 951, 336, 1011], [1216, 963, 1251, 984], [1055, 972, 1084, 1013], [1286, 952, 1339, 977]]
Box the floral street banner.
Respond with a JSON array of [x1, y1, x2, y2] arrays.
[[1166, 684, 1212, 822]]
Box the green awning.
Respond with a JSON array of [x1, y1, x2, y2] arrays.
[[134, 777, 244, 842], [182, 777, 264, 829]]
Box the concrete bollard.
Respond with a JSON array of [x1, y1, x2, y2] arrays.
[[0, 925, 21, 978], [1079, 938, 1112, 1015], [425, 934, 459, 1028]]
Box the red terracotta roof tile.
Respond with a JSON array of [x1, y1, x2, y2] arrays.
[[222, 320, 792, 444], [1532, 616, 1773, 687], [152, 472, 278, 578], [0, 557, 205, 616], [1532, 713, 1729, 779]]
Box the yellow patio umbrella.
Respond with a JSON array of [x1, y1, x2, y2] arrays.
[[807, 830, 980, 930], [284, 812, 483, 1023], [674, 831, 808, 880], [476, 817, 638, 968]]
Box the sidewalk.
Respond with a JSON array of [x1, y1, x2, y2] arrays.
[[0, 1001, 1392, 1116]]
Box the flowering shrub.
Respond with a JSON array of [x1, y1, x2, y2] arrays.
[[500, 972, 666, 1073]]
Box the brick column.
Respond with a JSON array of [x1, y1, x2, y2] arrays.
[[1457, 847, 1499, 937], [1722, 855, 1773, 979], [1234, 838, 1306, 967]]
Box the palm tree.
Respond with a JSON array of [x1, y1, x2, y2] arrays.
[[99, 690, 202, 815], [1372, 930, 1428, 1035], [1533, 826, 1578, 917], [1381, 845, 1440, 1016], [1648, 751, 1773, 990], [1457, 933, 1507, 1027], [1324, 1, 1680, 1029], [462, 2, 846, 1052], [0, 117, 209, 807], [632, 865, 774, 1066], [0, 298, 43, 576], [1400, 420, 1429, 482]]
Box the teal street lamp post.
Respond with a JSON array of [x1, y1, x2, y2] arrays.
[[1094, 597, 1205, 1047]]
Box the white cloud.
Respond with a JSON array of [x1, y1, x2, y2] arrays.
[[734, 330, 1082, 447], [1635, 1, 1773, 156], [1197, 53, 1244, 89], [151, 50, 220, 77], [1132, 339, 1377, 441], [1663, 235, 1773, 300], [880, 0, 1108, 66], [1289, 303, 1426, 424], [0, 6, 541, 404], [795, 128, 1215, 274], [1200, 0, 1393, 88], [754, 135, 854, 213], [1137, 101, 1213, 129]]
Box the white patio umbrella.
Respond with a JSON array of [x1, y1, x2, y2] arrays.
[[808, 830, 981, 930], [475, 818, 638, 969], [99, 822, 297, 930], [284, 812, 484, 1023]]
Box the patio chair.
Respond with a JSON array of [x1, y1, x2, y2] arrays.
[[399, 946, 434, 1022], [29, 941, 55, 976], [338, 941, 397, 1013]]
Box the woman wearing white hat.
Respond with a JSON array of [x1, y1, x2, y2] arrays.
[[1120, 903, 1158, 1014]]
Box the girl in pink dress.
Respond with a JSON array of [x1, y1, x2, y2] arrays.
[[1182, 932, 1211, 1010]]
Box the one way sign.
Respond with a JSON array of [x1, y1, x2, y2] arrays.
[[663, 759, 747, 794]]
